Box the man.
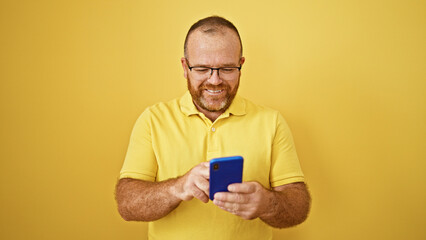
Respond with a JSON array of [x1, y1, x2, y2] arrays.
[[116, 16, 311, 240]]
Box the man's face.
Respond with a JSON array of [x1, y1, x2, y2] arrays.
[[182, 29, 245, 113]]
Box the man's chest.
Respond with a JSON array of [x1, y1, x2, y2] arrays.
[[151, 115, 275, 187]]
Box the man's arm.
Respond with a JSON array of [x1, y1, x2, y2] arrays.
[[115, 162, 210, 221], [212, 182, 311, 228]]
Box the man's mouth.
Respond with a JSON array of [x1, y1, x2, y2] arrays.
[[205, 89, 224, 95]]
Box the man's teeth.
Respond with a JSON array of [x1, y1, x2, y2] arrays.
[[206, 89, 223, 93]]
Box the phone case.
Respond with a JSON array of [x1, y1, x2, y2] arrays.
[[209, 156, 244, 200]]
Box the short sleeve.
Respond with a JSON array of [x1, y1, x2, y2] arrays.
[[270, 113, 305, 187], [119, 109, 158, 181]]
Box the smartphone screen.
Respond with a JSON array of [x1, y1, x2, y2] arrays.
[[209, 156, 244, 200]]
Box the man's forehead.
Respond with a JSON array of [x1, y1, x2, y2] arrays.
[[186, 29, 241, 56]]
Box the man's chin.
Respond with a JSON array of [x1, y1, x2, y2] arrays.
[[199, 99, 228, 112]]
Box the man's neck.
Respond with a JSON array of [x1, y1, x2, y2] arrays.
[[203, 110, 223, 123], [193, 102, 224, 123]]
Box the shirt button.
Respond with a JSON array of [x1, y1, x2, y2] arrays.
[[211, 127, 216, 132]]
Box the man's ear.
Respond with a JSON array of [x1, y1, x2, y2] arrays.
[[240, 57, 246, 66], [181, 57, 188, 79], [239, 57, 246, 77]]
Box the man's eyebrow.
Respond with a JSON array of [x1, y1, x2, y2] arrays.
[[193, 63, 239, 67], [192, 64, 211, 67], [221, 63, 240, 67]]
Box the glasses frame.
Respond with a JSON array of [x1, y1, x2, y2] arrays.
[[185, 58, 242, 80]]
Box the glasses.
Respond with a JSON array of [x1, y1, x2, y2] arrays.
[[186, 59, 242, 81]]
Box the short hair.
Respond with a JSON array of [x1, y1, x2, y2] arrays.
[[184, 16, 243, 58]]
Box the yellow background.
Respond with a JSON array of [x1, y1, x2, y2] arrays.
[[1, 0, 425, 239]]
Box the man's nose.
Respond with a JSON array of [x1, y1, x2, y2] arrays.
[[207, 69, 223, 85]]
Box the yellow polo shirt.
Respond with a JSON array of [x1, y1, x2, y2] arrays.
[[120, 91, 305, 240]]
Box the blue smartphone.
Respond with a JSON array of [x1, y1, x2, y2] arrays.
[[209, 156, 244, 200]]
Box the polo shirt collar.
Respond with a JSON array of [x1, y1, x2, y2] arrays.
[[179, 91, 246, 117], [179, 91, 199, 116]]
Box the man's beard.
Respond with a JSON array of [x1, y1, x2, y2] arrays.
[[187, 77, 239, 113]]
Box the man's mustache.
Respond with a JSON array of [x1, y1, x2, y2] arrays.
[[200, 83, 230, 91]]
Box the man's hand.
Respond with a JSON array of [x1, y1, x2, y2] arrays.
[[212, 181, 269, 220], [116, 161, 210, 221], [212, 182, 311, 228], [174, 161, 210, 203]]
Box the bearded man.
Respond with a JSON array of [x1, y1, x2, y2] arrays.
[[115, 16, 311, 240]]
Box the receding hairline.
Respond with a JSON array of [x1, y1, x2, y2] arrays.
[[184, 16, 243, 59]]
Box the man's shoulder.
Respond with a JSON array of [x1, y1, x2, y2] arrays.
[[143, 97, 181, 116]]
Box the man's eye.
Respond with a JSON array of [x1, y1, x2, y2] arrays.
[[194, 68, 209, 73], [221, 68, 235, 73]]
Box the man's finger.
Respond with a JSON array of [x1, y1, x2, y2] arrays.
[[213, 199, 247, 212], [228, 182, 256, 193], [214, 192, 249, 203], [200, 168, 209, 179], [192, 187, 209, 203], [196, 162, 210, 179], [194, 191, 209, 203], [195, 177, 209, 195]]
